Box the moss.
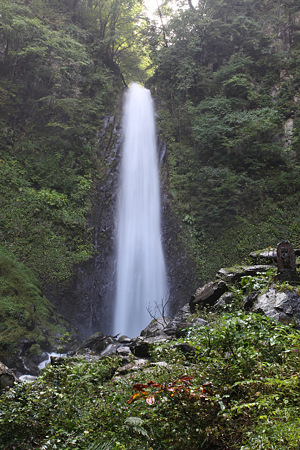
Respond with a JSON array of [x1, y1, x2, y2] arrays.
[[28, 343, 42, 357], [0, 246, 77, 363]]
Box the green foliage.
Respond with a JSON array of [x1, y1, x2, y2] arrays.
[[0, 0, 154, 285], [0, 355, 148, 450], [240, 269, 277, 293], [124, 416, 149, 438], [1, 297, 300, 449], [146, 0, 300, 282], [0, 0, 132, 283], [0, 157, 94, 283]]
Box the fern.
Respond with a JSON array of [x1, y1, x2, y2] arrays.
[[88, 440, 114, 450], [40, 441, 52, 450], [124, 416, 149, 438]]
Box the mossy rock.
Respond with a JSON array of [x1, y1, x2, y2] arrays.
[[216, 265, 275, 282], [0, 247, 79, 369]]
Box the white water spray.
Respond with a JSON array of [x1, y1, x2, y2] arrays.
[[113, 83, 168, 337]]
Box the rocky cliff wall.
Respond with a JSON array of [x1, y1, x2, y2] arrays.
[[44, 118, 199, 338]]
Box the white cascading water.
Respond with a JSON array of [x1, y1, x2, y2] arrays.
[[113, 83, 168, 337]]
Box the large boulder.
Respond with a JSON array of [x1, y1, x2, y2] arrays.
[[190, 281, 227, 311], [116, 346, 132, 357], [214, 292, 234, 310], [164, 304, 207, 337], [0, 362, 20, 392], [140, 317, 171, 338], [77, 332, 108, 354], [118, 335, 132, 344], [252, 286, 300, 327], [130, 336, 170, 358]]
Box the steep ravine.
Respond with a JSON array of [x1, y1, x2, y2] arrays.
[[44, 114, 199, 338]]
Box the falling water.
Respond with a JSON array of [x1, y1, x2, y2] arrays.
[[113, 83, 168, 337]]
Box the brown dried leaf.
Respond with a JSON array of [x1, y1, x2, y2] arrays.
[[132, 380, 160, 390], [127, 390, 148, 404], [199, 394, 207, 402]]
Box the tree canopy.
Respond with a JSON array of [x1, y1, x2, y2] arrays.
[[146, 0, 300, 279]]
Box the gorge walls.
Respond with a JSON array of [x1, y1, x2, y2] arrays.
[[44, 105, 199, 338]]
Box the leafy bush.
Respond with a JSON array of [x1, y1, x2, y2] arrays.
[[1, 308, 300, 449]]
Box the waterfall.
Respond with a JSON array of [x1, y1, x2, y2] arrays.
[[113, 83, 168, 337]]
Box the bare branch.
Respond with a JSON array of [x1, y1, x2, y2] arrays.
[[146, 294, 172, 326]]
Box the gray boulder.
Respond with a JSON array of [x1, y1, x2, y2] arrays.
[[116, 346, 132, 357], [190, 281, 227, 311], [0, 362, 20, 392], [98, 339, 119, 356], [253, 286, 300, 327], [214, 292, 234, 310], [164, 304, 207, 337], [118, 335, 132, 344], [140, 317, 171, 338], [116, 346, 132, 365], [77, 332, 108, 354], [130, 336, 170, 358]]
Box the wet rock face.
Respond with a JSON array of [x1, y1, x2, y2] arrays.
[[44, 116, 122, 337], [43, 130, 199, 339], [161, 189, 200, 316], [5, 339, 51, 377]]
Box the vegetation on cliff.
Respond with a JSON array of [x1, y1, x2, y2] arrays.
[[1, 0, 300, 286], [0, 247, 77, 366], [1, 1, 300, 447], [147, 0, 300, 281], [0, 0, 147, 284]]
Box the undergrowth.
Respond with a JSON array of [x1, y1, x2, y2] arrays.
[[1, 308, 300, 449]]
